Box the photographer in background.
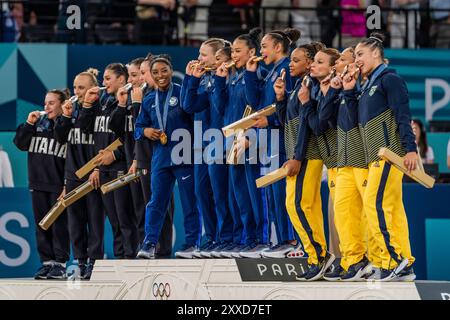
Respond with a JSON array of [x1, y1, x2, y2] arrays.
[[0, 146, 14, 187]]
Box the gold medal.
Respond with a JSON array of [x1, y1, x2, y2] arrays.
[[160, 131, 168, 145]]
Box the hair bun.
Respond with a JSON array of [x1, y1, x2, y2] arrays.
[[283, 28, 301, 45], [248, 27, 262, 41], [311, 41, 325, 52], [85, 68, 99, 77]]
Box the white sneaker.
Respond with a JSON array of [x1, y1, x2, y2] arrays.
[[261, 242, 302, 258], [175, 246, 199, 259], [239, 244, 270, 258]]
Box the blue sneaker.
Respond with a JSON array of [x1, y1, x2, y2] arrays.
[[239, 243, 270, 258], [200, 242, 221, 258], [210, 242, 232, 258], [296, 251, 335, 281], [341, 257, 373, 282], [175, 244, 199, 259], [323, 264, 344, 281], [136, 242, 156, 259], [194, 240, 215, 258], [219, 243, 239, 258], [229, 244, 248, 258]]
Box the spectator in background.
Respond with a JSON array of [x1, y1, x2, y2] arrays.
[[11, 2, 24, 41], [291, 0, 319, 45], [109, 0, 136, 43], [178, 0, 212, 46], [317, 0, 340, 47], [340, 0, 367, 48], [1, 3, 19, 42], [261, 0, 290, 30], [27, 0, 59, 26], [387, 0, 421, 48], [24, 0, 59, 42], [429, 0, 450, 48], [135, 0, 179, 44], [412, 119, 434, 164], [228, 0, 256, 31], [0, 146, 14, 187]]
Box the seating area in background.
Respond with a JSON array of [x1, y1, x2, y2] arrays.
[[2, 1, 450, 48]]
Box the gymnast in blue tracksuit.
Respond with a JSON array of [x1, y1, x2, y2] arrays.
[[181, 38, 235, 257], [242, 29, 301, 257], [212, 30, 267, 257], [135, 55, 200, 259]]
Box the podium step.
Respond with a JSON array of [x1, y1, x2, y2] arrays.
[[0, 259, 445, 300]]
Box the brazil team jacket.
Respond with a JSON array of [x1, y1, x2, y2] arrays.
[[135, 83, 193, 170], [304, 79, 339, 168], [356, 65, 417, 163], [277, 78, 321, 162], [78, 92, 127, 172], [14, 116, 66, 193], [54, 102, 97, 181], [335, 87, 368, 168]]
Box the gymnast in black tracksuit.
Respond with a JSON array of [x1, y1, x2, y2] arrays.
[[108, 58, 147, 245], [13, 89, 70, 279], [109, 57, 174, 255], [79, 63, 138, 259], [54, 69, 105, 278]]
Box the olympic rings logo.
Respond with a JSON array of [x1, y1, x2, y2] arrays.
[[152, 282, 171, 299]]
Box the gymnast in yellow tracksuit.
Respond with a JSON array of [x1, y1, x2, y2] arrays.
[[320, 62, 375, 281], [305, 48, 341, 204], [345, 33, 417, 281], [275, 43, 338, 281], [302, 49, 341, 272]]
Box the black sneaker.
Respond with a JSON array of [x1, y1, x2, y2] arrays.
[[77, 263, 87, 279], [376, 258, 409, 282], [137, 242, 156, 259], [47, 264, 67, 280], [323, 264, 344, 281], [341, 257, 373, 282], [296, 251, 336, 282], [397, 265, 416, 282], [34, 264, 53, 280], [80, 263, 94, 280]]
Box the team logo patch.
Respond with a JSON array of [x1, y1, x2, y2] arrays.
[[169, 97, 178, 106], [369, 85, 378, 96], [362, 180, 367, 187]]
